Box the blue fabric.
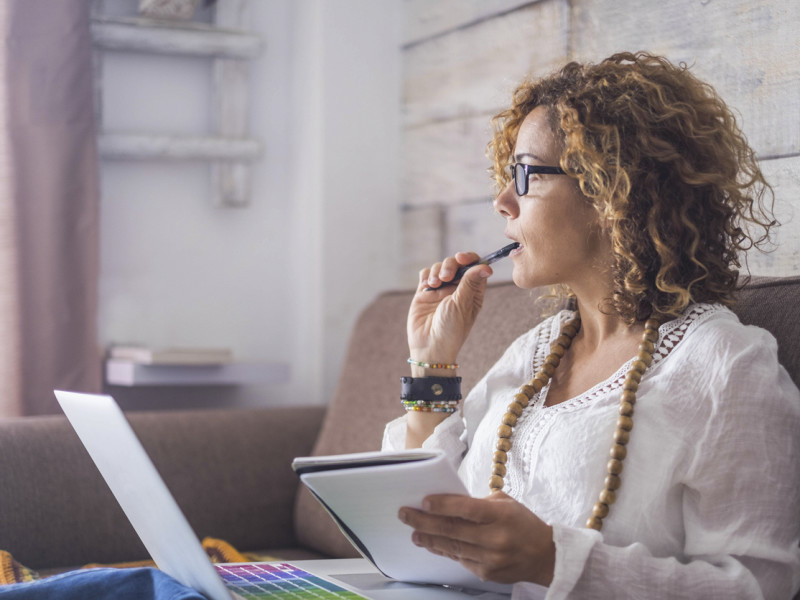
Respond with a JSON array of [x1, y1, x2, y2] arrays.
[[0, 567, 206, 599]]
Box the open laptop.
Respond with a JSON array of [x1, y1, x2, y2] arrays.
[[55, 391, 511, 600]]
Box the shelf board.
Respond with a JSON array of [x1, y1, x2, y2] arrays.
[[106, 359, 290, 387], [91, 17, 262, 59], [99, 133, 262, 161]]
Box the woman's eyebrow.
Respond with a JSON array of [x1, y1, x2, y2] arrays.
[[513, 152, 547, 163]]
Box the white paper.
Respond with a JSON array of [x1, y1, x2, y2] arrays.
[[297, 450, 516, 595]]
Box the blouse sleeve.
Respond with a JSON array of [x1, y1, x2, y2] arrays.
[[381, 411, 468, 471], [519, 323, 800, 600]]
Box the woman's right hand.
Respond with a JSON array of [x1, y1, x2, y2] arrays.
[[407, 252, 493, 367]]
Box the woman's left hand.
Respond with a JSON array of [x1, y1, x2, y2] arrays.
[[398, 492, 556, 586]]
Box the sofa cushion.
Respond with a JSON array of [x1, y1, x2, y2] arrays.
[[0, 406, 325, 569], [733, 275, 800, 387]]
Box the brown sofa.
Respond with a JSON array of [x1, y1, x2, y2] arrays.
[[1, 276, 798, 573]]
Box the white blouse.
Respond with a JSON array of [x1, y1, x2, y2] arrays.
[[383, 304, 800, 599]]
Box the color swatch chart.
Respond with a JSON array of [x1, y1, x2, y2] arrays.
[[215, 562, 367, 599]]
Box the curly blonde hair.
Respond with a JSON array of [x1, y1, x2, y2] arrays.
[[489, 52, 776, 322]]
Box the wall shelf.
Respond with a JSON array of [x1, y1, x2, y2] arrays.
[[105, 359, 290, 387], [91, 0, 262, 206]]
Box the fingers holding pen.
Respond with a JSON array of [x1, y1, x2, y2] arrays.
[[410, 251, 490, 364], [438, 253, 476, 283], [419, 262, 445, 290], [422, 252, 482, 290]]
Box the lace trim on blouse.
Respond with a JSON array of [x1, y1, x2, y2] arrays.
[[506, 303, 728, 496]]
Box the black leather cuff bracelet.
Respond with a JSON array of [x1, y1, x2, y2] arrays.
[[400, 376, 462, 402]]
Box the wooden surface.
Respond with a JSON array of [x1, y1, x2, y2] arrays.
[[568, 0, 800, 159], [400, 0, 800, 283], [404, 1, 568, 127], [403, 0, 538, 46]]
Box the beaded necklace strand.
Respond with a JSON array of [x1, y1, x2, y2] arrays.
[[489, 312, 661, 531]]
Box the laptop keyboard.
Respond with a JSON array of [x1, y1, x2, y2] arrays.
[[216, 562, 368, 599]]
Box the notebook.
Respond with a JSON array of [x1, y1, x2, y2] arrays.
[[293, 450, 513, 593], [54, 390, 509, 600]]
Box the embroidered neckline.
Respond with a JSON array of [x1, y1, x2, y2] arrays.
[[505, 303, 728, 497], [525, 303, 728, 413]]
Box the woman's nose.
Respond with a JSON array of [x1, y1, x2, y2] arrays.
[[493, 181, 519, 219]]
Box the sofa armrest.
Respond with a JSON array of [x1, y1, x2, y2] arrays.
[[0, 405, 326, 570]]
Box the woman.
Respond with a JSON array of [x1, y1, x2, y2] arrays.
[[384, 52, 800, 598]]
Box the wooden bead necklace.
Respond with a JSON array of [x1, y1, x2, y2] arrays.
[[489, 312, 661, 531]]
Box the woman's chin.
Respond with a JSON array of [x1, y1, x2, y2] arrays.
[[511, 265, 556, 290], [511, 270, 538, 290]]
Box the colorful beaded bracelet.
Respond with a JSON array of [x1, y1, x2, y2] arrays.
[[402, 399, 460, 407], [402, 401, 459, 408], [404, 405, 458, 413], [407, 358, 459, 370]]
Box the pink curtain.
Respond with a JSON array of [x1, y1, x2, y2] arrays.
[[0, 0, 101, 416]]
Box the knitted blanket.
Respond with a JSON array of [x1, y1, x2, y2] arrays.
[[0, 538, 277, 585]]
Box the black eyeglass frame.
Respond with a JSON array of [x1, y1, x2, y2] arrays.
[[510, 163, 566, 196]]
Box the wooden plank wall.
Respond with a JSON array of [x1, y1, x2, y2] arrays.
[[400, 0, 800, 285]]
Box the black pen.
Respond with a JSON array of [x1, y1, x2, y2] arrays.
[[425, 242, 520, 291]]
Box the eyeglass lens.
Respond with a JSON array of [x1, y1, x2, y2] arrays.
[[514, 164, 528, 196]]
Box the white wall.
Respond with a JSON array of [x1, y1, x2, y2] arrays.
[[290, 1, 403, 404], [97, 0, 402, 409]]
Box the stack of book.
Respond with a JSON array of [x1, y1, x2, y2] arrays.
[[105, 346, 289, 387], [108, 346, 234, 366]]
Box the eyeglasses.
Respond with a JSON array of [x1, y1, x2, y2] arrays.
[[509, 163, 566, 196]]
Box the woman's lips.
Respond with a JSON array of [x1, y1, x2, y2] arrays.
[[510, 243, 524, 257]]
